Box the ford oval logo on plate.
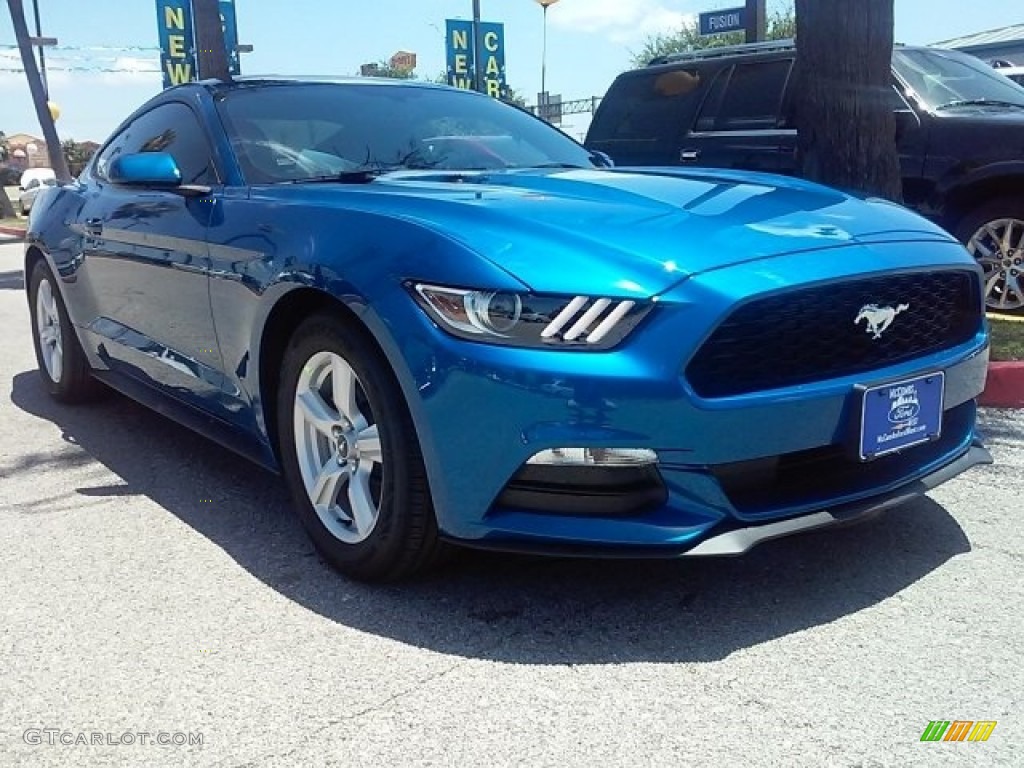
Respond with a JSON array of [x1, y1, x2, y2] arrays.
[[859, 372, 944, 460], [887, 385, 922, 425]]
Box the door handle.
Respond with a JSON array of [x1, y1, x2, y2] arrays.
[[85, 218, 103, 236], [680, 149, 701, 162]]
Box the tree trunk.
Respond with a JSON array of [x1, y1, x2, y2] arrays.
[[192, 0, 231, 81], [794, 0, 902, 202], [6, 0, 72, 182], [0, 188, 15, 219]]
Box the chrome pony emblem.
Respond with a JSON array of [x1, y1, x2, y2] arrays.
[[855, 303, 909, 339]]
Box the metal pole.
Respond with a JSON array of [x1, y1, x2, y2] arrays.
[[472, 0, 482, 93], [745, 0, 767, 44], [6, 0, 70, 181], [192, 0, 231, 81], [541, 5, 548, 115], [31, 0, 46, 95]]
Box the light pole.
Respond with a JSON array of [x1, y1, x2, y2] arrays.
[[472, 0, 483, 93], [30, 0, 46, 94], [534, 0, 560, 118]]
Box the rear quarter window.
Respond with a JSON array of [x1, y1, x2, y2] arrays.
[[589, 68, 707, 145]]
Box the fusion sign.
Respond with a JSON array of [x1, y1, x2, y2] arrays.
[[445, 19, 507, 97], [698, 7, 746, 36]]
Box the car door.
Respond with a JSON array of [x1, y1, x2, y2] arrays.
[[74, 102, 227, 409], [681, 58, 798, 175]]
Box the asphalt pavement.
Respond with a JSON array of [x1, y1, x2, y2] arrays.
[[0, 238, 1021, 767]]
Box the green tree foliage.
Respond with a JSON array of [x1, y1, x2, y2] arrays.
[[631, 3, 796, 67], [359, 61, 417, 80], [62, 139, 97, 177]]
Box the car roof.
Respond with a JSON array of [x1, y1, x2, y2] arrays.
[[163, 75, 458, 96], [642, 38, 936, 70]]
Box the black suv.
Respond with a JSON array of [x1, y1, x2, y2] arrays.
[[585, 40, 1024, 312]]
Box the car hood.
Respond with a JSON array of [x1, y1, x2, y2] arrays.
[[263, 167, 958, 297]]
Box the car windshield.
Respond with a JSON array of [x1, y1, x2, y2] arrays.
[[892, 48, 1024, 110], [216, 82, 596, 184]]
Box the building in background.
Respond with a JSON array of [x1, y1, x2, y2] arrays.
[[934, 23, 1024, 66], [3, 133, 49, 169]]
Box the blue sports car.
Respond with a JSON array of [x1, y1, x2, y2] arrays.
[[25, 78, 992, 581]]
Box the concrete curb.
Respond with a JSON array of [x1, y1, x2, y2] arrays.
[[983, 313, 1024, 409], [980, 362, 1024, 409], [0, 225, 26, 238]]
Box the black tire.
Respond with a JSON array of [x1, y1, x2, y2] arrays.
[[276, 312, 448, 582], [955, 196, 1024, 313], [28, 260, 103, 403]]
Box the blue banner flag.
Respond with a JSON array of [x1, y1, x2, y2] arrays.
[[156, 0, 196, 88]]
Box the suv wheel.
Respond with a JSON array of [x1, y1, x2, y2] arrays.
[[957, 198, 1024, 313]]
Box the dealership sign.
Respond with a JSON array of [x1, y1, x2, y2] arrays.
[[698, 6, 746, 36], [155, 0, 241, 88], [445, 19, 507, 97]]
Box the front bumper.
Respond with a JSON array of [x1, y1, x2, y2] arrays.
[[448, 441, 992, 557], [390, 240, 990, 554]]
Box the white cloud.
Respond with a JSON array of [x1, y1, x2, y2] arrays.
[[549, 0, 691, 44]]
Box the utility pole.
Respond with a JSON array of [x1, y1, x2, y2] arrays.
[[745, 0, 767, 43], [30, 0, 46, 94], [6, 0, 70, 181], [192, 0, 230, 80], [471, 0, 483, 93]]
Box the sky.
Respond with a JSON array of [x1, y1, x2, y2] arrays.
[[0, 0, 1017, 144]]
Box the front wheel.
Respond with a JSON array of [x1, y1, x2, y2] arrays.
[[276, 313, 447, 582], [956, 198, 1024, 313], [28, 260, 102, 402]]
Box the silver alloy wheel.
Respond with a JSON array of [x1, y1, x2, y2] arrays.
[[35, 277, 63, 382], [966, 217, 1024, 311], [292, 350, 384, 544]]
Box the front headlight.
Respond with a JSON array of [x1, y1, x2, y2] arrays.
[[409, 283, 650, 349]]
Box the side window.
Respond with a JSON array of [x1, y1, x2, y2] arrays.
[[697, 59, 794, 132], [94, 103, 217, 185], [589, 68, 705, 144]]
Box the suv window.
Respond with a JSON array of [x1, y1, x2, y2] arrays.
[[589, 68, 706, 144], [696, 59, 793, 132], [95, 103, 216, 185]]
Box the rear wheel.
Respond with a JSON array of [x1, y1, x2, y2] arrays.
[[276, 313, 446, 582], [28, 260, 102, 402], [956, 197, 1024, 313]]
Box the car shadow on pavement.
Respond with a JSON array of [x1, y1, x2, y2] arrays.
[[11, 370, 972, 665], [0, 269, 24, 291]]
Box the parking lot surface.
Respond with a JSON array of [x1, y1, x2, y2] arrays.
[[0, 239, 1021, 767]]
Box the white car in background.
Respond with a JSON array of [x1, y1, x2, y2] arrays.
[[1001, 67, 1024, 86], [992, 61, 1024, 86], [18, 168, 57, 215]]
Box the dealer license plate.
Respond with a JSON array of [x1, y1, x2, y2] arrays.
[[858, 372, 944, 461]]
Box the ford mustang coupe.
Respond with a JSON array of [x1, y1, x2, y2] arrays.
[[25, 78, 992, 581]]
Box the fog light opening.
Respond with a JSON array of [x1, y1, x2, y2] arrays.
[[526, 447, 658, 467]]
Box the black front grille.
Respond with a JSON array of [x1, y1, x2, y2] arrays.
[[710, 401, 975, 518], [686, 271, 981, 398]]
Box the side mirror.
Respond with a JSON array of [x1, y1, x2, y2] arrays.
[[108, 152, 183, 188]]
